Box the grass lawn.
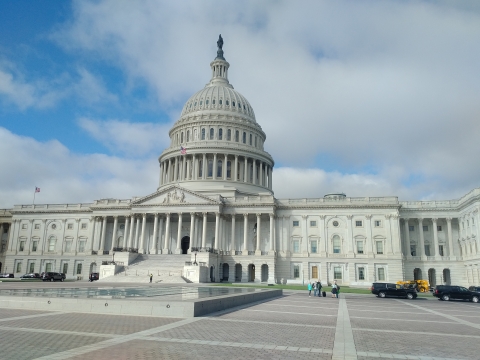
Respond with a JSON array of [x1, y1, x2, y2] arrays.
[[212, 283, 372, 294]]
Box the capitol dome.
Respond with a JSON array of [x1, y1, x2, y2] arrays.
[[158, 35, 274, 197]]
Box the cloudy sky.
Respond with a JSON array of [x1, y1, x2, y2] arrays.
[[1, 0, 480, 208]]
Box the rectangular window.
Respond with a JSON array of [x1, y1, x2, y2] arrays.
[[293, 240, 300, 253], [437, 225, 442, 231], [358, 267, 365, 280], [378, 268, 385, 281], [19, 241, 25, 252], [22, 224, 27, 229], [374, 220, 381, 227], [439, 245, 444, 256], [423, 225, 428, 231], [63, 263, 68, 274], [45, 263, 52, 272], [310, 221, 317, 227], [376, 241, 383, 254], [76, 263, 82, 275], [78, 241, 86, 253], [409, 225, 414, 231], [355, 220, 363, 227], [334, 266, 342, 279], [410, 245, 416, 256], [32, 241, 38, 252], [65, 241, 72, 253], [311, 240, 317, 253], [293, 265, 300, 278], [333, 236, 341, 254], [16, 262, 22, 273], [67, 223, 73, 230], [425, 245, 430, 256], [48, 238, 55, 252], [312, 266, 318, 278], [81, 223, 87, 229], [357, 241, 364, 254], [29, 262, 35, 273], [34, 224, 40, 230], [292, 221, 299, 227]]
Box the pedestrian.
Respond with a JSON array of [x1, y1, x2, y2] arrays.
[[313, 281, 318, 297], [317, 280, 322, 297], [149, 274, 153, 283], [336, 281, 340, 298], [331, 282, 337, 298], [307, 282, 312, 297]]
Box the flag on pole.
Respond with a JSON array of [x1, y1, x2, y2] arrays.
[[180, 146, 187, 155], [35, 187, 40, 193]]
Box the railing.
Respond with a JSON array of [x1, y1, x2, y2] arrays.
[[235, 250, 242, 255], [190, 247, 200, 252], [102, 250, 110, 255], [248, 251, 255, 255], [185, 261, 192, 266], [91, 250, 98, 255], [261, 251, 269, 256], [101, 261, 124, 266]]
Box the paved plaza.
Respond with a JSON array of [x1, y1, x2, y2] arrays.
[[0, 285, 479, 359]]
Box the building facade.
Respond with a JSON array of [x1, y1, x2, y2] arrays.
[[1, 39, 479, 287]]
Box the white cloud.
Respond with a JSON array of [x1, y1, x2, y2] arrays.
[[73, 68, 118, 105]]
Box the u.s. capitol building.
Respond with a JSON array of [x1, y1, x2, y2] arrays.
[[1, 38, 479, 287]]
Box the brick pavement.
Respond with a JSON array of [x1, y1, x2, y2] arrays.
[[0, 290, 479, 359]]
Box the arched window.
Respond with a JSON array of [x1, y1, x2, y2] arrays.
[[210, 128, 214, 139], [187, 130, 190, 142], [201, 128, 205, 140], [235, 130, 239, 142], [239, 102, 242, 108], [219, 128, 223, 140], [227, 129, 231, 141], [249, 134, 252, 145], [219, 99, 223, 105], [176, 133, 179, 145], [333, 235, 341, 254], [226, 100, 229, 106], [194, 129, 197, 140], [232, 101, 236, 107], [198, 159, 203, 177], [207, 159, 213, 177], [212, 99, 216, 105], [181, 132, 184, 143], [227, 161, 231, 178], [243, 132, 246, 144], [217, 160, 223, 177], [206, 99, 209, 105]]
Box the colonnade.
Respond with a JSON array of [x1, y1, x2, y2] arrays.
[[159, 153, 273, 189]]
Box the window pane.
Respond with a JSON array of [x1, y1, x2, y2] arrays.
[[312, 266, 318, 278], [63, 263, 68, 274], [311, 240, 317, 253], [378, 268, 385, 281], [310, 221, 316, 227], [334, 266, 342, 279], [227, 161, 231, 178], [79, 241, 85, 253], [376, 241, 383, 254], [217, 160, 222, 177], [293, 221, 299, 227], [293, 265, 300, 278], [357, 241, 364, 254], [76, 263, 82, 275], [29, 263, 35, 273], [293, 240, 299, 253], [32, 241, 38, 252], [208, 159, 213, 177], [333, 235, 341, 253], [219, 128, 223, 140], [358, 267, 365, 280], [409, 225, 414, 231]]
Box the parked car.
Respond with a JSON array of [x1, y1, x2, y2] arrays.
[[469, 286, 480, 293], [371, 282, 417, 299], [433, 285, 479, 302], [20, 273, 41, 279], [89, 272, 99, 281], [0, 273, 14, 278], [42, 272, 66, 282]]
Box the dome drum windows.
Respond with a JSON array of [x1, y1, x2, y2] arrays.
[[210, 128, 214, 140], [219, 128, 223, 140], [201, 128, 206, 140], [243, 132, 246, 144], [235, 130, 239, 142], [217, 160, 223, 178], [227, 129, 231, 141]]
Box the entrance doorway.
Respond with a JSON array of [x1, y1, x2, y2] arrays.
[[413, 268, 422, 280], [248, 264, 255, 282], [181, 236, 190, 254], [222, 263, 229, 282], [235, 264, 242, 282], [428, 268, 436, 287], [210, 266, 215, 282], [443, 268, 451, 285], [261, 264, 268, 282]]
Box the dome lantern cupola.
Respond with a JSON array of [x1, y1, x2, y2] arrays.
[[208, 34, 232, 88]]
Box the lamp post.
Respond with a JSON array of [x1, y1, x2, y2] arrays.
[[193, 251, 198, 265], [112, 252, 115, 264]]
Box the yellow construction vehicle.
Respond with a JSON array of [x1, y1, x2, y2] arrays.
[[396, 280, 430, 292]]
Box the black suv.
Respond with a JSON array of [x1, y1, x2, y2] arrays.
[[433, 285, 479, 302], [371, 282, 417, 299], [89, 272, 99, 281], [469, 286, 480, 293], [42, 272, 66, 282]]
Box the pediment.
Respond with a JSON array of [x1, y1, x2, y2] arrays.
[[132, 185, 221, 206]]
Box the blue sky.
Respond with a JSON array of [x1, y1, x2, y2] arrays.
[[1, 0, 480, 208]]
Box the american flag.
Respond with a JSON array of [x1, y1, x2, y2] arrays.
[[35, 187, 40, 193], [180, 146, 187, 155]]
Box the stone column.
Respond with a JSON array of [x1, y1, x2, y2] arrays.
[[123, 216, 130, 250], [173, 157, 178, 182], [151, 213, 159, 254], [139, 213, 147, 254], [231, 215, 236, 252], [264, 164, 268, 187], [244, 157, 248, 182], [163, 213, 171, 254], [432, 218, 439, 258], [385, 214, 393, 254], [256, 213, 261, 253], [404, 218, 411, 258], [192, 154, 197, 180], [214, 212, 220, 249], [346, 215, 353, 254], [243, 213, 249, 252], [202, 154, 207, 179], [447, 217, 454, 257], [167, 159, 172, 183], [268, 166, 272, 189], [158, 162, 163, 186], [202, 212, 207, 248], [213, 154, 217, 180], [224, 154, 228, 180], [183, 156, 187, 181], [302, 215, 308, 254], [99, 216, 107, 254], [176, 213, 183, 254], [88, 217, 96, 252], [234, 155, 238, 181], [110, 216, 118, 252], [134, 216, 141, 249], [186, 156, 191, 181], [319, 215, 326, 255], [158, 216, 164, 251], [253, 159, 257, 185], [189, 213, 195, 253], [418, 218, 425, 258], [270, 213, 275, 251], [128, 215, 135, 249], [259, 162, 263, 186]]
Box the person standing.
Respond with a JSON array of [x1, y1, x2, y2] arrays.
[[149, 274, 153, 283], [307, 282, 312, 297], [317, 280, 323, 297], [336, 282, 340, 298], [313, 281, 318, 297], [331, 282, 337, 298]]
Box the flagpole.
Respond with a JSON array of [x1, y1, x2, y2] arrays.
[[33, 189, 36, 205]]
